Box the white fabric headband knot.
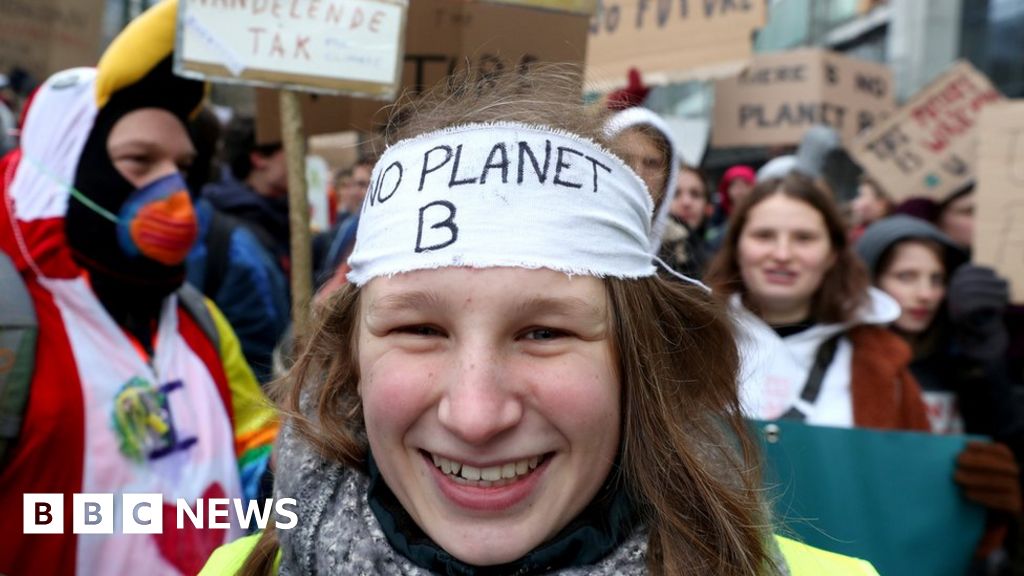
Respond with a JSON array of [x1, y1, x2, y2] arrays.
[[346, 122, 656, 286]]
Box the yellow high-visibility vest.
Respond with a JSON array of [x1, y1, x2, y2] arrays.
[[200, 533, 880, 575]]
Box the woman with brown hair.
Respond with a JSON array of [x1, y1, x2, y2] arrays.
[[201, 72, 878, 576], [705, 173, 930, 430]]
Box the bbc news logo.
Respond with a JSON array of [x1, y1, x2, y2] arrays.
[[23, 494, 298, 534]]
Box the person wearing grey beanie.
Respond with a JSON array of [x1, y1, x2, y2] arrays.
[[856, 215, 1024, 570]]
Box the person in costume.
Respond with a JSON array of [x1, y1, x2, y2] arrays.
[[201, 70, 879, 576], [0, 1, 276, 574]]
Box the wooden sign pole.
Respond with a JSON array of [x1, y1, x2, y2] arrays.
[[280, 89, 313, 341]]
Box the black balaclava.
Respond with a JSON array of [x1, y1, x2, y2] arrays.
[[65, 57, 205, 348]]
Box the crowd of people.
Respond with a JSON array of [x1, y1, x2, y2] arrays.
[[2, 1, 1023, 575]]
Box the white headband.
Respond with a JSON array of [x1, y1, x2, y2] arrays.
[[346, 122, 656, 286]]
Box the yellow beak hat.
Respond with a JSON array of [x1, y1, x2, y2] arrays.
[[94, 0, 206, 120]]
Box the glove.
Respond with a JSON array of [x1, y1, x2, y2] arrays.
[[947, 265, 1010, 360], [954, 441, 1022, 514]]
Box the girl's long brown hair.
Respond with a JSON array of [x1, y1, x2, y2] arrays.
[[241, 68, 778, 576]]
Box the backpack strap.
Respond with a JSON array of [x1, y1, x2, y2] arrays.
[[177, 283, 220, 355], [781, 331, 845, 422], [203, 209, 237, 300], [0, 251, 38, 465]]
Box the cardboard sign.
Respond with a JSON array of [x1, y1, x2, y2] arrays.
[[254, 0, 589, 142], [850, 61, 1004, 202], [484, 0, 597, 15], [0, 0, 104, 83], [974, 102, 1024, 304], [711, 48, 894, 148], [175, 0, 408, 98], [585, 0, 765, 87]]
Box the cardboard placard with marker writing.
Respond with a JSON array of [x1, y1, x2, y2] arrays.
[[175, 0, 408, 98], [585, 0, 765, 86], [255, 0, 590, 143], [973, 102, 1024, 304], [850, 61, 1004, 202], [710, 48, 894, 149]]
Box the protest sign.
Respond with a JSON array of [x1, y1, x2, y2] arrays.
[[254, 0, 590, 142], [710, 48, 894, 148], [174, 0, 408, 337], [974, 102, 1024, 304], [850, 61, 1004, 202], [756, 420, 985, 576], [175, 0, 408, 98], [306, 155, 332, 232], [0, 0, 104, 83], [585, 0, 765, 87], [484, 0, 597, 14]]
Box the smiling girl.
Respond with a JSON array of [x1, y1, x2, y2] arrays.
[[202, 72, 879, 576], [705, 173, 931, 430]]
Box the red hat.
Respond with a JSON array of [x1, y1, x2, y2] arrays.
[[606, 68, 650, 111], [717, 165, 756, 215]]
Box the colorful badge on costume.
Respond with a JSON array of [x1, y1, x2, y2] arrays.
[[116, 173, 199, 265], [112, 376, 196, 463]]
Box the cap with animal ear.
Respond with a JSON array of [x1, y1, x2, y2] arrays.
[[606, 68, 650, 111], [65, 0, 207, 299]]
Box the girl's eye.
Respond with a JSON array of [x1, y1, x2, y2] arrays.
[[894, 271, 916, 282], [398, 325, 443, 337], [522, 327, 565, 341]]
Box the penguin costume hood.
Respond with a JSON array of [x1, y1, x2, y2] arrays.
[[3, 0, 206, 345]]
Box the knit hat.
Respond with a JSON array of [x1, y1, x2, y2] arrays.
[[855, 214, 967, 277], [755, 155, 798, 183], [893, 197, 940, 223], [717, 165, 755, 215]]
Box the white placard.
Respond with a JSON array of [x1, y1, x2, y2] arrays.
[[176, 0, 407, 98]]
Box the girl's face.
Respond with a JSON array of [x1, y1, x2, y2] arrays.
[[738, 193, 836, 325], [616, 129, 668, 207], [850, 182, 888, 227], [671, 170, 709, 229], [938, 191, 975, 248], [359, 267, 621, 566], [728, 178, 753, 209], [877, 241, 946, 334]]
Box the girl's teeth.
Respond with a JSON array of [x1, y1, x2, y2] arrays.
[[461, 464, 481, 481], [431, 454, 542, 483]]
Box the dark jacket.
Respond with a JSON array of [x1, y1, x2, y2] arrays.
[[186, 199, 289, 383], [203, 176, 291, 275]]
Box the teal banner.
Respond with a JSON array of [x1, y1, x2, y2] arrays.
[[754, 420, 986, 576]]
